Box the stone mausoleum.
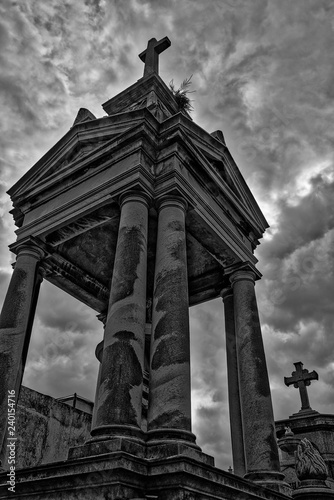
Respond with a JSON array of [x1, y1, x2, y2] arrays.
[[0, 37, 332, 499]]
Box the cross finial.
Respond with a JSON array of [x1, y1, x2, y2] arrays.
[[139, 37, 171, 77], [284, 361, 318, 412]]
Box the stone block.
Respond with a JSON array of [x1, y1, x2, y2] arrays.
[[0, 452, 292, 500]]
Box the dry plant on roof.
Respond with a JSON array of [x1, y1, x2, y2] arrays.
[[169, 75, 195, 113]]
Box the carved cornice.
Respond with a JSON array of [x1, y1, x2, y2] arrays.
[[46, 205, 118, 247], [43, 254, 109, 303]]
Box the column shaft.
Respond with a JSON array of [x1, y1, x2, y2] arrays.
[[91, 193, 148, 439], [0, 245, 43, 457], [148, 197, 193, 443], [231, 270, 281, 480], [221, 287, 246, 476], [91, 340, 103, 430]]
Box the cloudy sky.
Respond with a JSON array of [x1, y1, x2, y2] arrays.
[[1, 0, 334, 470]]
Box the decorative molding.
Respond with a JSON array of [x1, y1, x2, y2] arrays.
[[295, 438, 328, 481], [43, 255, 109, 303], [46, 206, 117, 246]]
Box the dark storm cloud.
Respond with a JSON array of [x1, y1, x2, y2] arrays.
[[260, 174, 334, 261], [36, 281, 99, 333], [23, 317, 101, 400], [195, 405, 232, 470], [22, 283, 102, 400], [190, 300, 231, 466]]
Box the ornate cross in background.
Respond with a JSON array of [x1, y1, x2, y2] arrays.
[[284, 361, 318, 411], [139, 36, 171, 77]]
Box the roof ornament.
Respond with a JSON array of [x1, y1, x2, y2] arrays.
[[139, 37, 171, 77]]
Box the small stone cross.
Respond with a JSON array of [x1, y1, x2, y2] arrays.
[[139, 37, 171, 77], [284, 361, 318, 411]]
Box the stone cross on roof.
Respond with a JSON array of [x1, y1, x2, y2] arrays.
[[284, 361, 318, 412], [139, 36, 171, 77]]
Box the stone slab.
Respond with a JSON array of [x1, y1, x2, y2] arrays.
[[0, 452, 291, 500]]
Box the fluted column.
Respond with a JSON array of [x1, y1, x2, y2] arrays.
[[0, 244, 44, 458], [91, 192, 149, 441], [230, 269, 284, 487], [147, 196, 195, 444], [221, 287, 246, 476]]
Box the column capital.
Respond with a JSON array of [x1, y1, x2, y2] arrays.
[[155, 195, 188, 213], [119, 190, 151, 209], [220, 287, 233, 301], [229, 268, 256, 287], [16, 244, 44, 261]]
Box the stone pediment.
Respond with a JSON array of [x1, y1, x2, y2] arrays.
[[7, 115, 143, 205], [157, 113, 268, 242]]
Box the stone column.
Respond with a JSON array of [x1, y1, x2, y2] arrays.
[[0, 244, 43, 460], [221, 287, 246, 476], [230, 269, 285, 489], [91, 313, 106, 430], [91, 340, 104, 430], [147, 196, 195, 444], [91, 192, 149, 441]]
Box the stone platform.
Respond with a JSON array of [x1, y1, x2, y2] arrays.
[[0, 441, 291, 500]]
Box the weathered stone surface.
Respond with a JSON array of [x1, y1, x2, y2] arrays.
[[230, 269, 284, 490], [276, 413, 334, 489], [292, 482, 334, 500], [0, 245, 43, 462], [3, 386, 92, 469], [0, 452, 292, 500], [148, 197, 193, 441], [221, 287, 246, 476], [92, 193, 149, 439]]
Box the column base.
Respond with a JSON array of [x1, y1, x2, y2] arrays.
[[146, 441, 214, 465], [69, 433, 212, 465], [245, 471, 292, 497], [292, 480, 334, 500], [68, 436, 146, 460], [89, 424, 145, 443], [146, 427, 199, 446]]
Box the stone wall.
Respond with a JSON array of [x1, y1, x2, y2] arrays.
[[4, 386, 92, 469]]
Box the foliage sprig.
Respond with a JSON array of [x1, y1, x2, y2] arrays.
[[169, 75, 195, 113]]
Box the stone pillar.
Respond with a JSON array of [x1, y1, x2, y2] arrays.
[[91, 192, 149, 441], [91, 340, 104, 430], [221, 287, 246, 476], [91, 313, 106, 430], [230, 269, 285, 490], [0, 244, 43, 460], [147, 196, 195, 445]]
